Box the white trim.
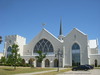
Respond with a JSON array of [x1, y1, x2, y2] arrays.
[[43, 28, 62, 42]]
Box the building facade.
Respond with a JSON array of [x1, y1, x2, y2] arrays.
[[4, 24, 100, 67]]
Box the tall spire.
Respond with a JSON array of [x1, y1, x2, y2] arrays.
[[58, 17, 64, 41], [59, 17, 63, 35]]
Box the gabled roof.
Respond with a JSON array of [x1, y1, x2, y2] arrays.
[[88, 40, 98, 48], [42, 28, 62, 42], [28, 28, 63, 44], [72, 28, 87, 35], [65, 28, 87, 37]]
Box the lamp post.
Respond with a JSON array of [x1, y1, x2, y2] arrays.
[[55, 48, 62, 72], [0, 36, 2, 44]]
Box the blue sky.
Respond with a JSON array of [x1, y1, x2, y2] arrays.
[[0, 0, 100, 52]]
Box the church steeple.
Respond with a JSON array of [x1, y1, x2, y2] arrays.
[[58, 18, 64, 41], [59, 18, 63, 35]]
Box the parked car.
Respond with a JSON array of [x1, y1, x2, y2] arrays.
[[85, 64, 94, 69], [72, 65, 90, 71]]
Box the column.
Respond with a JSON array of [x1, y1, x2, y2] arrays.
[[34, 60, 36, 67], [42, 60, 45, 68], [63, 46, 65, 67]]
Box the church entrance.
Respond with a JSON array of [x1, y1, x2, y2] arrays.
[[72, 43, 80, 66], [54, 59, 58, 67], [36, 60, 41, 67], [45, 59, 50, 67]]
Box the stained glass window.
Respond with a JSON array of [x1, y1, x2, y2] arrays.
[[34, 39, 54, 53]]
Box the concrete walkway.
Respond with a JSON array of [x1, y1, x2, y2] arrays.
[[14, 70, 57, 75]]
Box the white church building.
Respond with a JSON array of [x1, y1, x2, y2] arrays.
[[4, 23, 100, 67]]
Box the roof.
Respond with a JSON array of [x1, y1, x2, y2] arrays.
[[88, 40, 97, 48], [65, 28, 87, 37], [42, 28, 62, 42], [73, 28, 87, 35]]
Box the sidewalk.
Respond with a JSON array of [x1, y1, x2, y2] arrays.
[[14, 70, 57, 75]]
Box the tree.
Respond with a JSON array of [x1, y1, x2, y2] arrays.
[[35, 51, 46, 67], [7, 44, 22, 70], [0, 56, 6, 64]]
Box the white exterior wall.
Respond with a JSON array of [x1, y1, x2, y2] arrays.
[[4, 35, 17, 57], [88, 40, 98, 54], [23, 29, 63, 56], [63, 28, 88, 66], [88, 40, 99, 64], [88, 46, 91, 64], [90, 48, 98, 54], [89, 54, 100, 66], [3, 28, 99, 67], [16, 35, 26, 56], [21, 55, 60, 67], [23, 29, 63, 67], [4, 35, 26, 57]]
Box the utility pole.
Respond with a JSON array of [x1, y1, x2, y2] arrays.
[[55, 49, 62, 72]]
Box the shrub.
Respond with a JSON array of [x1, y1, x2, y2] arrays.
[[64, 66, 72, 68], [98, 65, 100, 67], [22, 63, 30, 67]]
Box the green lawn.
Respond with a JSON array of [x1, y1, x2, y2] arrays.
[[0, 66, 55, 75]]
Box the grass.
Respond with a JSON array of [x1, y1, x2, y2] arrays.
[[34, 68, 71, 75], [94, 67, 100, 69], [0, 66, 56, 75]]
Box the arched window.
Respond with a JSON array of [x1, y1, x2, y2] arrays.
[[7, 46, 12, 52], [72, 43, 80, 50], [34, 39, 54, 53], [72, 43, 80, 66], [45, 59, 50, 67], [7, 46, 12, 58]]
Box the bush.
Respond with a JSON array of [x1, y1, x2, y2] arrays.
[[98, 65, 100, 67], [22, 63, 30, 67], [0, 62, 32, 67], [30, 64, 34, 68], [64, 66, 72, 68], [0, 63, 4, 66], [5, 63, 12, 66]]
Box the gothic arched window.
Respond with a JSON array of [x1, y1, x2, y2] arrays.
[[7, 46, 12, 58], [34, 39, 54, 53], [72, 43, 80, 50], [7, 46, 12, 52], [72, 43, 80, 66]]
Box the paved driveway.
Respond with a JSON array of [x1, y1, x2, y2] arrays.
[[57, 69, 100, 75]]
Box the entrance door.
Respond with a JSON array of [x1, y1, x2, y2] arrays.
[[45, 59, 50, 67], [95, 59, 97, 67], [54, 59, 58, 67], [36, 60, 41, 67]]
